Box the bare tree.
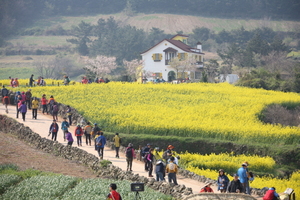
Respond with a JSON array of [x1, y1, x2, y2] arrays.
[[85, 55, 118, 78], [168, 55, 198, 81], [123, 59, 144, 80], [262, 51, 294, 76], [33, 58, 58, 78]]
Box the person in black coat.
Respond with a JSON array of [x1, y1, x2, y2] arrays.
[[227, 174, 244, 193], [155, 160, 165, 181]]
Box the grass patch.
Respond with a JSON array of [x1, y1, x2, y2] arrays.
[[137, 15, 160, 21], [6, 36, 73, 47], [0, 66, 35, 80]]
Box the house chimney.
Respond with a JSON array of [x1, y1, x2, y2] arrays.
[[197, 42, 202, 52]]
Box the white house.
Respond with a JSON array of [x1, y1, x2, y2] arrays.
[[140, 34, 205, 82]]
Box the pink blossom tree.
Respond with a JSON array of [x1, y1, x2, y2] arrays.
[[85, 55, 118, 78], [123, 59, 144, 81]]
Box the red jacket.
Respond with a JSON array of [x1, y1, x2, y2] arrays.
[[200, 186, 214, 193], [74, 127, 83, 136], [107, 190, 122, 200], [41, 97, 48, 105], [263, 190, 277, 200]]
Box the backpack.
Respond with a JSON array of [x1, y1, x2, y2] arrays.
[[53, 105, 59, 113], [49, 99, 55, 105], [126, 147, 133, 158]]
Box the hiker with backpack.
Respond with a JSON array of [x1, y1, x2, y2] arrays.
[[48, 120, 59, 141], [66, 105, 72, 125], [125, 143, 136, 171], [65, 130, 73, 146], [52, 102, 59, 121], [155, 160, 165, 181], [96, 131, 106, 159], [166, 156, 178, 185], [141, 143, 151, 172], [48, 95, 56, 115], [74, 124, 84, 147], [63, 75, 70, 86], [113, 133, 121, 158], [83, 122, 92, 146]]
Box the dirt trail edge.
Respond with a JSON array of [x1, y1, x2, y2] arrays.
[[1, 104, 225, 195]]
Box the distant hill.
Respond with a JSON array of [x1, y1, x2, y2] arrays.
[[32, 13, 300, 34]]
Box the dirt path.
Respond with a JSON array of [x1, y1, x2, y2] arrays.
[[1, 104, 264, 199]]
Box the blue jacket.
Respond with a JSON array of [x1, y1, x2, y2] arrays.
[[61, 121, 69, 131], [217, 174, 229, 190], [96, 135, 106, 148], [237, 167, 248, 183]]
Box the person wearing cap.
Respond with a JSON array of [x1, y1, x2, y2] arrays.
[[25, 89, 32, 109], [96, 131, 106, 159], [125, 143, 136, 171], [31, 97, 39, 119], [48, 120, 59, 141], [106, 183, 122, 200], [227, 174, 243, 193], [83, 122, 92, 146], [166, 156, 178, 185], [155, 159, 165, 181], [61, 117, 70, 141], [113, 133, 121, 158], [217, 169, 229, 193], [237, 162, 249, 194], [29, 74, 34, 87], [74, 124, 84, 146], [200, 182, 214, 193], [263, 187, 279, 200]]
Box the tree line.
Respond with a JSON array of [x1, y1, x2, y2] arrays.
[[1, 0, 299, 43]]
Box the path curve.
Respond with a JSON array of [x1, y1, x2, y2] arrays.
[[1, 104, 262, 199]]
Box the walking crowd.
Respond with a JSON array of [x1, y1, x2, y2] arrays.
[[1, 75, 283, 200]]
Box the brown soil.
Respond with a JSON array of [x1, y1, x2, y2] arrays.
[[0, 131, 97, 178]]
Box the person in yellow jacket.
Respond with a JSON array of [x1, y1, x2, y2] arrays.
[[31, 97, 39, 119], [166, 156, 178, 185], [84, 122, 92, 146], [113, 133, 121, 158]]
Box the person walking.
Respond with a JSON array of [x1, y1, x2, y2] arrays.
[[93, 123, 101, 147], [21, 91, 26, 102], [15, 91, 21, 118], [83, 122, 92, 146], [217, 169, 229, 193], [3, 94, 10, 113], [66, 105, 72, 125], [19, 101, 27, 122], [65, 130, 73, 146], [166, 156, 178, 185], [125, 143, 135, 171], [155, 160, 165, 181], [48, 120, 59, 141], [31, 97, 39, 119], [41, 94, 48, 114], [227, 174, 243, 193], [96, 131, 106, 159], [74, 124, 84, 146], [29, 74, 34, 87], [25, 89, 32, 109], [146, 148, 154, 177], [106, 183, 122, 200], [142, 143, 151, 172], [61, 117, 70, 141], [52, 102, 59, 121], [113, 133, 121, 158], [237, 162, 249, 194], [1, 85, 9, 97], [48, 95, 56, 115]]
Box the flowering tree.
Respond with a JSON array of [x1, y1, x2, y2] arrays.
[[123, 59, 144, 80], [169, 55, 198, 80], [85, 55, 117, 77]]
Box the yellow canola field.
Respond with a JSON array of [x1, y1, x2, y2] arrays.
[[5, 81, 300, 145], [179, 152, 276, 174], [187, 166, 300, 197]]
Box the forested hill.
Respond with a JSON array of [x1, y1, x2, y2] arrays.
[[1, 0, 299, 39]]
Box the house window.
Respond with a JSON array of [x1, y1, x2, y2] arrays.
[[165, 52, 176, 65], [152, 53, 162, 62], [178, 53, 186, 61]]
